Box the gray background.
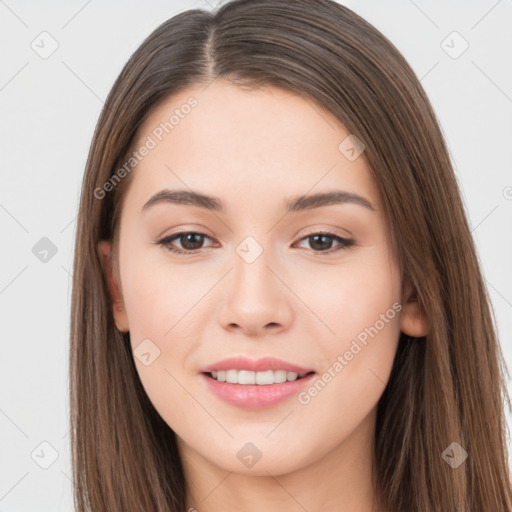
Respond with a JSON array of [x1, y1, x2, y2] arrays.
[[0, 0, 511, 510]]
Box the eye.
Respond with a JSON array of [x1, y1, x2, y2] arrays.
[[156, 230, 355, 256], [294, 230, 355, 255], [157, 232, 215, 255]]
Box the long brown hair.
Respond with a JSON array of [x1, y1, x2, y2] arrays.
[[69, 0, 512, 510]]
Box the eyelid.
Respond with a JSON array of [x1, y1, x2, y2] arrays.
[[299, 226, 351, 240], [154, 224, 216, 240], [295, 223, 354, 240]]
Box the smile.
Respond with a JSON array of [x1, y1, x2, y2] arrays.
[[200, 371, 317, 410], [207, 369, 312, 385]]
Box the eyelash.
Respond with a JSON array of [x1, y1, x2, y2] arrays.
[[156, 230, 356, 256]]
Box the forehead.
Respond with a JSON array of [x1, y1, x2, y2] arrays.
[[125, 79, 380, 213]]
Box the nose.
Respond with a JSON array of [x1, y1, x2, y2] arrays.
[[216, 241, 294, 337]]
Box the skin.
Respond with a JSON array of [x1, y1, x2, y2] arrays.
[[98, 79, 428, 512]]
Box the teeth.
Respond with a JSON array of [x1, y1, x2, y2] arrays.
[[210, 369, 305, 385]]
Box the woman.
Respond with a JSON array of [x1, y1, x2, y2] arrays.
[[69, 0, 512, 510]]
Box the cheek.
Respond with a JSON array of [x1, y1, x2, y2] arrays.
[[298, 250, 401, 348], [120, 254, 208, 424], [296, 248, 401, 419], [120, 249, 216, 400], [297, 309, 400, 448], [121, 244, 208, 339]]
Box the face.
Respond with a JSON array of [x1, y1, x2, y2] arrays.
[[99, 79, 423, 477]]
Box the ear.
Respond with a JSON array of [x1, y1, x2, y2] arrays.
[[97, 240, 129, 333], [400, 278, 429, 338]]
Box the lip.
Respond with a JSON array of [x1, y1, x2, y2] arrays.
[[200, 372, 316, 410], [199, 356, 315, 374]]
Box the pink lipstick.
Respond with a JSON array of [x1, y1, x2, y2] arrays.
[[199, 356, 316, 410]]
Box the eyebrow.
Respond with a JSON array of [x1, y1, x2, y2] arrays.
[[141, 189, 375, 213]]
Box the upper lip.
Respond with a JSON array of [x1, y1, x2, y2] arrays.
[[200, 356, 315, 374]]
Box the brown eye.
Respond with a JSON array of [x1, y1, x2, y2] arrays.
[[296, 231, 355, 254], [158, 232, 214, 255], [156, 230, 355, 256]]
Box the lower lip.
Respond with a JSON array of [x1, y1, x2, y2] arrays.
[[200, 372, 316, 410]]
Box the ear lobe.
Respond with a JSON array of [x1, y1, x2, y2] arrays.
[[400, 279, 429, 338], [97, 240, 129, 332]]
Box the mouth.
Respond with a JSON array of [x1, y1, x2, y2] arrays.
[[204, 369, 316, 385], [198, 356, 317, 409], [200, 369, 317, 410]]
